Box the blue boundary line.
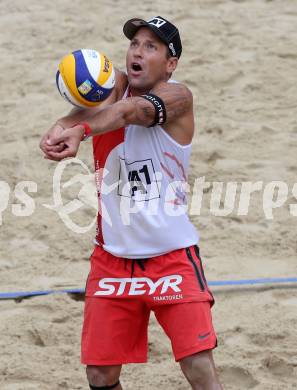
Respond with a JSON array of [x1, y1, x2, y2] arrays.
[[209, 277, 297, 286], [1, 277, 297, 300], [0, 288, 85, 299]]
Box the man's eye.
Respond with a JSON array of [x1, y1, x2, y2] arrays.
[[130, 41, 137, 47], [147, 43, 155, 49]]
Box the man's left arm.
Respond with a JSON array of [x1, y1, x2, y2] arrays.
[[45, 82, 194, 160]]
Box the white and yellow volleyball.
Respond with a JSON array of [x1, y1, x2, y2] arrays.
[[56, 49, 115, 108]]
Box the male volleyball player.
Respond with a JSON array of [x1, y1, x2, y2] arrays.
[[40, 16, 223, 390]]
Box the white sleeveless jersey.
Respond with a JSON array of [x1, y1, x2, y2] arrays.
[[93, 83, 199, 258]]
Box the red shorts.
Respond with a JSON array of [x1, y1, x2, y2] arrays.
[[81, 245, 217, 365]]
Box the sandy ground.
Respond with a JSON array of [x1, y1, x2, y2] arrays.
[[1, 0, 297, 389]]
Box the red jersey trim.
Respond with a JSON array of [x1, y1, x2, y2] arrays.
[[93, 128, 125, 245]]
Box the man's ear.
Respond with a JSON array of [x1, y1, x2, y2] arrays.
[[167, 57, 178, 74]]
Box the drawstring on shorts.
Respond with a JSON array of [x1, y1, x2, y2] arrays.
[[123, 258, 149, 277]]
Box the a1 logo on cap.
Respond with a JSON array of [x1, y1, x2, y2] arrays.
[[148, 17, 166, 29]]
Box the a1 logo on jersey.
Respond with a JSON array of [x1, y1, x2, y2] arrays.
[[118, 158, 160, 201]]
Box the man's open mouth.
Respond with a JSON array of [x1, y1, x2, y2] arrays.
[[131, 63, 143, 72]]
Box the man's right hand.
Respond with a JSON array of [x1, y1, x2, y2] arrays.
[[40, 123, 67, 160], [40, 124, 85, 161]]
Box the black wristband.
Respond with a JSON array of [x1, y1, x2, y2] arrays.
[[140, 93, 167, 127]]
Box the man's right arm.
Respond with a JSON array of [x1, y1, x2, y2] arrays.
[[40, 69, 127, 156]]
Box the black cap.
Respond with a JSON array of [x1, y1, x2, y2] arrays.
[[123, 16, 182, 59]]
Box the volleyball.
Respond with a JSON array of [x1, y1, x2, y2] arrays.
[[56, 49, 115, 108]]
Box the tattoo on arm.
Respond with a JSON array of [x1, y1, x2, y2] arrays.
[[141, 105, 153, 119], [122, 83, 192, 127], [157, 83, 193, 121], [133, 98, 156, 125]]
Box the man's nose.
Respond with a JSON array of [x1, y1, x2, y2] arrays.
[[133, 44, 144, 58]]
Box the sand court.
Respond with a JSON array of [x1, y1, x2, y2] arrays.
[[1, 0, 297, 388]]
